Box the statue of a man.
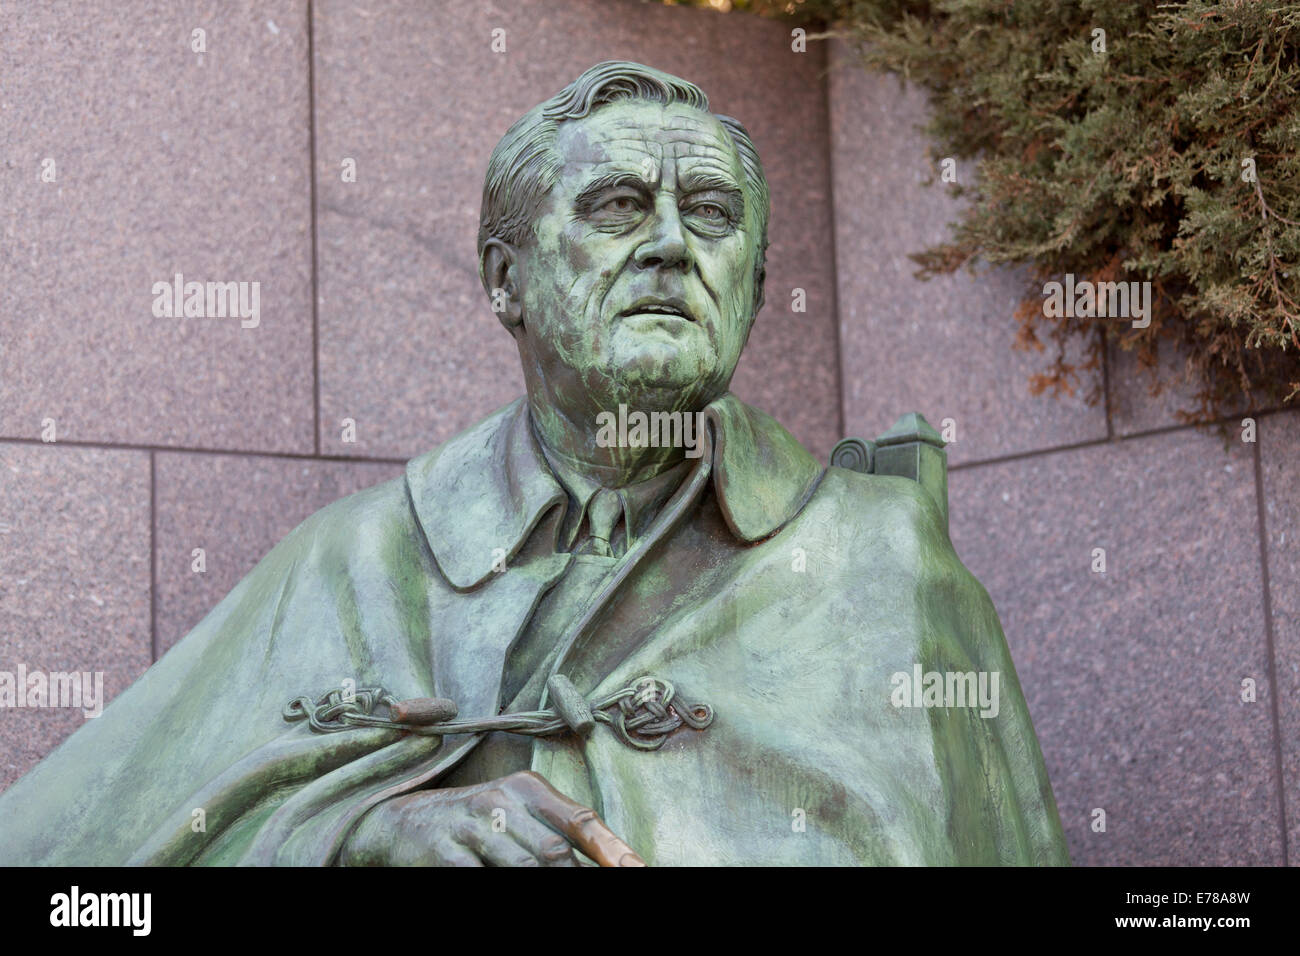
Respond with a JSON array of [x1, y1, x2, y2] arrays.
[[0, 61, 1068, 866]]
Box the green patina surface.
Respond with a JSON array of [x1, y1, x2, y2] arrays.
[[0, 61, 1068, 866]]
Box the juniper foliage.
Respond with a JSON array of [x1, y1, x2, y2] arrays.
[[745, 0, 1300, 419]]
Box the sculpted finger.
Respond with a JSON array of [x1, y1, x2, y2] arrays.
[[503, 813, 579, 867], [455, 820, 541, 867], [524, 786, 644, 867], [430, 836, 484, 867]]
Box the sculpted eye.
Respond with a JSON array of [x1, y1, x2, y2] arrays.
[[691, 203, 726, 220], [600, 195, 640, 214]]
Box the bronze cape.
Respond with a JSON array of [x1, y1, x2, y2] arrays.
[[0, 394, 1069, 865]]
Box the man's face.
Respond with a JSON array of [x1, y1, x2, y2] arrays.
[[514, 100, 761, 416]]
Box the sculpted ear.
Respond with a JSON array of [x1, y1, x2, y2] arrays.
[[479, 239, 524, 333]]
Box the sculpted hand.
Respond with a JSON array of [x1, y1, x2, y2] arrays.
[[339, 770, 646, 867]]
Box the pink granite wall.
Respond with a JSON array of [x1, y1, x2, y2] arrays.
[[0, 0, 1293, 866]]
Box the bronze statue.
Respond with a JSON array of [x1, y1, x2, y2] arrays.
[[0, 61, 1068, 866]]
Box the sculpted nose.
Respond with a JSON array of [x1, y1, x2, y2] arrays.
[[635, 200, 693, 273]]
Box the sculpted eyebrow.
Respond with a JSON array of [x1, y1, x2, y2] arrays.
[[572, 169, 745, 218], [572, 172, 651, 213], [678, 171, 745, 218]]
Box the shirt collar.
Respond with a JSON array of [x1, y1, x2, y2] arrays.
[[535, 435, 693, 552], [406, 393, 823, 590]]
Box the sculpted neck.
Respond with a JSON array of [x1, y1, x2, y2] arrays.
[[527, 396, 691, 488]]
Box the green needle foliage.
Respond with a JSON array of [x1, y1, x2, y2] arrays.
[[708, 0, 1300, 420]]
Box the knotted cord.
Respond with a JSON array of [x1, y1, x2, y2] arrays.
[[285, 675, 713, 752]]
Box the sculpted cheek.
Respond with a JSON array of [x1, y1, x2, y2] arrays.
[[557, 229, 596, 270]]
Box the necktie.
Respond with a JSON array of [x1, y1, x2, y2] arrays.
[[585, 487, 623, 558]]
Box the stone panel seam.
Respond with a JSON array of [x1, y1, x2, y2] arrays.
[[1254, 416, 1290, 866], [0, 438, 406, 468], [150, 449, 158, 664], [819, 41, 846, 444], [308, 0, 322, 457], [949, 406, 1292, 472], [1101, 325, 1113, 441]]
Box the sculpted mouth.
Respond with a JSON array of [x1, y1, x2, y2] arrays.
[[619, 298, 695, 322]]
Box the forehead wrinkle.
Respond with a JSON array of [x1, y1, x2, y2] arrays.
[[563, 138, 662, 167], [675, 152, 745, 192], [676, 153, 740, 174], [555, 109, 747, 204], [579, 122, 730, 151], [562, 107, 734, 155], [588, 107, 717, 128], [577, 141, 740, 180], [591, 124, 723, 140]]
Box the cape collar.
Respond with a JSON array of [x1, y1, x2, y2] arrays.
[[406, 394, 824, 590]]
